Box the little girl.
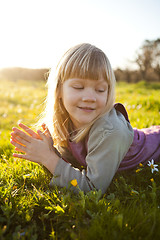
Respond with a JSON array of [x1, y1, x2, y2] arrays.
[[10, 43, 160, 194]]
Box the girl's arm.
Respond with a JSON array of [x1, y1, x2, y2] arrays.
[[10, 123, 60, 174], [50, 111, 134, 194]]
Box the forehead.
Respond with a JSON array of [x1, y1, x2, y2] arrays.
[[65, 78, 108, 85]]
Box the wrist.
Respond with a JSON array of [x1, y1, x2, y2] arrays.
[[43, 151, 60, 174]]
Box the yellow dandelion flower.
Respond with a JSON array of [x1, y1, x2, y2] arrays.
[[136, 169, 141, 173], [139, 163, 143, 167], [71, 179, 78, 187], [150, 178, 154, 182]]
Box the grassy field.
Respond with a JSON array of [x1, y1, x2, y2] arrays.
[[0, 79, 160, 240]]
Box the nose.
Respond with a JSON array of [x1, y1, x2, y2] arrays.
[[82, 88, 96, 102]]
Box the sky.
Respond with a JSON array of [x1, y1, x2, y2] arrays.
[[0, 0, 159, 70]]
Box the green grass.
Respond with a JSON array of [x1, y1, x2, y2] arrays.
[[0, 79, 160, 240]]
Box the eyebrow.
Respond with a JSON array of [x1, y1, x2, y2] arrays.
[[68, 78, 108, 88], [69, 78, 107, 83]]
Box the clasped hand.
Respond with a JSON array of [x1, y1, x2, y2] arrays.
[[10, 123, 60, 174]]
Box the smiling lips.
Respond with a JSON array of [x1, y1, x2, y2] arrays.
[[78, 106, 95, 112]]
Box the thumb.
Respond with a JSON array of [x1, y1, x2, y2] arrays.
[[42, 124, 52, 138], [37, 130, 47, 141]]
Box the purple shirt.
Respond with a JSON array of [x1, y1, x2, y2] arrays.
[[68, 104, 160, 171]]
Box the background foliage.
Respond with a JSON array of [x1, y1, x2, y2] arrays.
[[0, 78, 160, 239], [0, 38, 160, 84]]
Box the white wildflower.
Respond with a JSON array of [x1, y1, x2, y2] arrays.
[[147, 159, 158, 173]]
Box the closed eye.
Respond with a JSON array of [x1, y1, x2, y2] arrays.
[[96, 89, 105, 92], [72, 86, 84, 89]]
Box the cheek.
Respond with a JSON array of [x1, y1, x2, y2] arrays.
[[61, 94, 75, 112], [64, 94, 75, 104], [63, 88, 80, 105], [99, 95, 108, 107]]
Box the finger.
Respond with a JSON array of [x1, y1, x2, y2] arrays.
[[42, 124, 53, 139], [10, 136, 22, 145], [13, 153, 37, 163], [10, 137, 25, 152], [11, 135, 28, 146], [10, 136, 19, 143], [11, 129, 31, 142], [13, 153, 30, 160], [37, 130, 47, 141], [42, 124, 50, 136], [12, 127, 21, 133], [45, 130, 54, 146], [19, 123, 40, 139], [10, 139, 27, 152], [42, 123, 47, 131], [44, 128, 52, 138], [15, 147, 25, 153]]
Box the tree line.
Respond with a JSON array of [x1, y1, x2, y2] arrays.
[[0, 38, 159, 82], [0, 67, 49, 82], [115, 38, 160, 82]]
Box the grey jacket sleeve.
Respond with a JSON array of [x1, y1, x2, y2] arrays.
[[50, 109, 134, 194]]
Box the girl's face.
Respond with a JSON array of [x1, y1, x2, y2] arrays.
[[61, 78, 108, 129]]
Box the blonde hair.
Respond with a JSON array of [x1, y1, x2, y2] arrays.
[[43, 43, 116, 148]]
